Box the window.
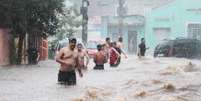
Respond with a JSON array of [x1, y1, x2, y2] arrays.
[[188, 23, 201, 40]]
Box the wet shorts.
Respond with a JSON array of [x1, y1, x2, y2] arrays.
[[94, 64, 104, 70], [58, 70, 76, 85]]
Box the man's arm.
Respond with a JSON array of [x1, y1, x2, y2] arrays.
[[55, 49, 67, 65], [84, 51, 90, 66], [120, 48, 128, 58], [112, 47, 120, 56], [93, 54, 97, 63], [37, 51, 40, 62], [75, 55, 83, 77]]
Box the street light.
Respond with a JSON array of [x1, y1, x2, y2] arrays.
[[81, 0, 89, 45]]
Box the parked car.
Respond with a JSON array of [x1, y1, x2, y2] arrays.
[[86, 40, 98, 58], [154, 38, 201, 59]]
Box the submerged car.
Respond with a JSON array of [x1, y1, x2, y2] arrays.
[[86, 40, 104, 58], [154, 38, 201, 59], [86, 41, 98, 58]]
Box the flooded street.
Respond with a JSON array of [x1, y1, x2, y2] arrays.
[[0, 56, 201, 101]]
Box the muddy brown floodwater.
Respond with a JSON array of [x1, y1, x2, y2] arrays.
[[0, 56, 201, 101]]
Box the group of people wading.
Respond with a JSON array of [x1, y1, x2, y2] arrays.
[[56, 37, 147, 86]]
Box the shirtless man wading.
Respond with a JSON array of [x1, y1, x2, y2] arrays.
[[116, 37, 128, 65], [77, 43, 89, 70], [56, 38, 82, 85]]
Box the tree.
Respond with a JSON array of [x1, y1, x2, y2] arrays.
[[56, 6, 82, 40], [0, 0, 65, 64]]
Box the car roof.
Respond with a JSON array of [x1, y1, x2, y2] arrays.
[[173, 38, 200, 43]]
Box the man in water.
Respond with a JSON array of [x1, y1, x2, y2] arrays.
[[105, 37, 111, 49], [116, 37, 128, 65], [27, 44, 40, 64], [77, 43, 89, 70], [104, 37, 111, 61], [138, 38, 148, 58], [109, 42, 121, 67], [56, 38, 82, 85], [94, 44, 107, 70]]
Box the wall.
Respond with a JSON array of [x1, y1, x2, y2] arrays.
[[0, 29, 10, 65], [145, 0, 201, 50], [101, 15, 145, 53]]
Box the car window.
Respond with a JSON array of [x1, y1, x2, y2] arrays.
[[156, 41, 172, 49]]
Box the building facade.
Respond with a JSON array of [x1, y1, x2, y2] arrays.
[[145, 0, 201, 50], [101, 15, 145, 53], [0, 29, 10, 65]]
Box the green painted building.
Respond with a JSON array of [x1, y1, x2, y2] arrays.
[[145, 0, 201, 50], [101, 15, 145, 53]]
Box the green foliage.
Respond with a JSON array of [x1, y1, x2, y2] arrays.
[[56, 6, 82, 40], [0, 0, 65, 64], [0, 0, 65, 36]]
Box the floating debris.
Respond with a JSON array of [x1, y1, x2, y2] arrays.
[[160, 96, 186, 101], [152, 80, 162, 84], [163, 83, 175, 92], [134, 90, 147, 97], [113, 96, 127, 101]]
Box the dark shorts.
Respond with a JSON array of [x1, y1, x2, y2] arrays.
[[58, 70, 76, 85], [140, 51, 145, 56], [110, 64, 118, 67], [110, 57, 120, 67], [94, 64, 104, 70]]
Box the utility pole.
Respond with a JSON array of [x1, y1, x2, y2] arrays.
[[117, 0, 127, 37], [81, 0, 89, 45]]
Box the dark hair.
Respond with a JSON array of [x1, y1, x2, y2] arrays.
[[69, 38, 77, 43], [97, 44, 102, 51], [141, 38, 145, 41], [106, 37, 110, 41], [111, 42, 116, 47], [77, 43, 82, 47], [119, 37, 123, 42]]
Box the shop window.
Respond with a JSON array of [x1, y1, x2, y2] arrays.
[[188, 23, 201, 40]]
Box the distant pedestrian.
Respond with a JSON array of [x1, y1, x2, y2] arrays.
[[27, 44, 40, 64], [93, 44, 107, 70], [138, 38, 148, 58], [56, 38, 82, 85]]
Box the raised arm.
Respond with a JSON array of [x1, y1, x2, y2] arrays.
[[120, 48, 128, 58], [111, 47, 120, 56]]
